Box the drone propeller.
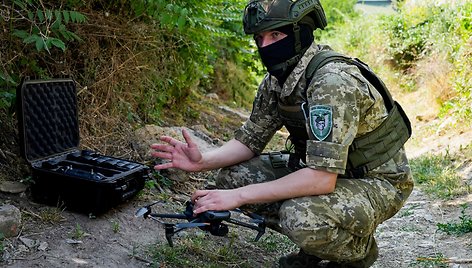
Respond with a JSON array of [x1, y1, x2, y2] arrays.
[[135, 200, 162, 218], [135, 207, 149, 218]]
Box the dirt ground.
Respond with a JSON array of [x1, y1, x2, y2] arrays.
[[1, 103, 471, 268]]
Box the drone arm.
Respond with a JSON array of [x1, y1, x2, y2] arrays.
[[225, 218, 266, 241], [225, 218, 256, 230], [151, 213, 189, 219]]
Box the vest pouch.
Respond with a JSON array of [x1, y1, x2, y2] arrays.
[[346, 101, 411, 176]]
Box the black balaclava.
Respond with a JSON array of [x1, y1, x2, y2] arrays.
[[257, 24, 314, 86]]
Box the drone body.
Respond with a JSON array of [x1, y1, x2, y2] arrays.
[[135, 201, 266, 247]]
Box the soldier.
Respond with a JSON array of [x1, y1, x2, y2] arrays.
[[151, 0, 414, 267]]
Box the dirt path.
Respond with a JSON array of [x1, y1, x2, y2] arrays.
[[374, 189, 472, 267]]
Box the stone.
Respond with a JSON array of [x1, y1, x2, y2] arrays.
[[38, 241, 48, 251], [65, 238, 83, 244], [0, 181, 27, 194], [0, 204, 21, 238], [19, 237, 38, 249], [205, 93, 219, 100]]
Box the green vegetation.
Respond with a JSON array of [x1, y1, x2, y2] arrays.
[[316, 0, 358, 32], [71, 223, 85, 240], [0, 0, 258, 116], [409, 145, 471, 199], [146, 233, 265, 268], [1, 0, 470, 142], [0, 233, 4, 261], [0, 1, 87, 108], [437, 204, 472, 235], [38, 207, 65, 224], [320, 0, 472, 126], [11, 2, 87, 53], [153, 171, 174, 188], [144, 178, 158, 190], [255, 230, 297, 253], [399, 204, 420, 217], [111, 220, 120, 233]]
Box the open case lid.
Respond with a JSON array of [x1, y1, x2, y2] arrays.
[[17, 78, 80, 163]]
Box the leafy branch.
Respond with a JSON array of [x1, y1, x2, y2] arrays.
[[5, 0, 87, 53]]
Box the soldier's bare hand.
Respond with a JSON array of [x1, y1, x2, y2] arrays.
[[150, 128, 203, 172], [191, 189, 242, 214]]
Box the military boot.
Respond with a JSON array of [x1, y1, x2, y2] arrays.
[[279, 249, 323, 268], [326, 239, 379, 268]]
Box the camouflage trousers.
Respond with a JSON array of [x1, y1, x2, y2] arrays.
[[214, 152, 413, 262]]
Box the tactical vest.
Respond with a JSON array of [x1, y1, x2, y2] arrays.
[[278, 50, 412, 178]]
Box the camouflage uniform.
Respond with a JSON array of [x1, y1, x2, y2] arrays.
[[215, 43, 414, 263]]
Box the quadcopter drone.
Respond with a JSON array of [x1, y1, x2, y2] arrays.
[[135, 201, 266, 247]]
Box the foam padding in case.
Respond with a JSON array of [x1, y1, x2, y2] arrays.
[[18, 78, 79, 162]]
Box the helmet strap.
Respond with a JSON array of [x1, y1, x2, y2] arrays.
[[293, 22, 301, 54], [265, 22, 304, 74]]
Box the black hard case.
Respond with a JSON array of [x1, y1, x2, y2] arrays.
[[17, 78, 148, 215]]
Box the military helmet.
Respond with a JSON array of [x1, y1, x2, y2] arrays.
[[243, 0, 327, 35]]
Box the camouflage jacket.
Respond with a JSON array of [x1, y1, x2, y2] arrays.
[[234, 43, 405, 176]]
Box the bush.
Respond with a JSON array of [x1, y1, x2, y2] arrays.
[[320, 0, 472, 125], [0, 0, 260, 114], [321, 0, 359, 28], [0, 1, 87, 109]]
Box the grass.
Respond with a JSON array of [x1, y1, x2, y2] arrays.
[[153, 171, 174, 188], [254, 230, 297, 253], [140, 214, 297, 268], [38, 207, 65, 224], [398, 204, 421, 217], [437, 204, 472, 235], [0, 233, 4, 261], [410, 144, 472, 199], [71, 223, 86, 240], [111, 220, 120, 233], [146, 232, 266, 268]]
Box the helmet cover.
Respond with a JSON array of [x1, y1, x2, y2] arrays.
[[243, 0, 327, 34]]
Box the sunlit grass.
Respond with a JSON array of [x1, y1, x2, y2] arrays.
[[410, 144, 472, 199], [145, 232, 266, 268], [254, 230, 297, 253]]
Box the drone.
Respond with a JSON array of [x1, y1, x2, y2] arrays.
[[135, 201, 266, 247]]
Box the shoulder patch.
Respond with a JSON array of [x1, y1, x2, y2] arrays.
[[309, 105, 333, 141]]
